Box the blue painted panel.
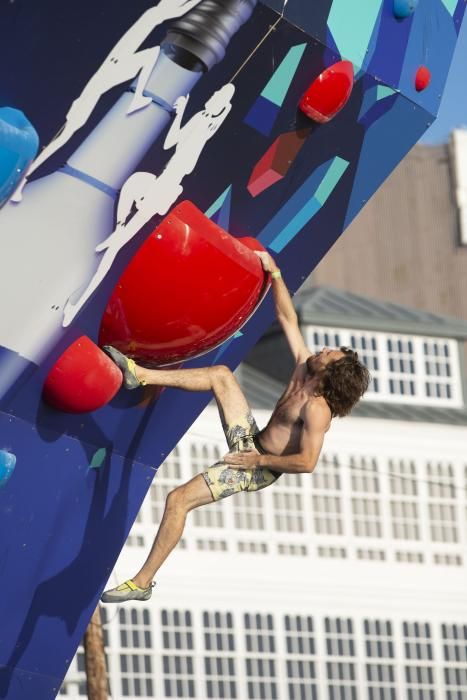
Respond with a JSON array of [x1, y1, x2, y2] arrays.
[[0, 667, 61, 700], [398, 0, 458, 115], [244, 94, 281, 135], [0, 411, 156, 694], [260, 0, 466, 111]]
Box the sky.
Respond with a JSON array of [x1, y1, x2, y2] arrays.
[[422, 17, 467, 144]]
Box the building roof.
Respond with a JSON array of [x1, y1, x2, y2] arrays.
[[242, 286, 467, 426], [292, 286, 467, 339], [239, 363, 467, 426]]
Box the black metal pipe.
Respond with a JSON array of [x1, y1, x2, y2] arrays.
[[162, 0, 259, 72]]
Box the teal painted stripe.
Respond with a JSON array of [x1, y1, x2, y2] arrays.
[[89, 448, 107, 469], [328, 0, 384, 69], [269, 198, 321, 253], [376, 85, 396, 100], [205, 185, 232, 219], [217, 186, 232, 230], [261, 44, 307, 107], [314, 157, 350, 205], [440, 0, 457, 14], [268, 157, 350, 253]]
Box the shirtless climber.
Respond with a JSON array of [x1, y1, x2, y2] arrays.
[[101, 251, 370, 602]]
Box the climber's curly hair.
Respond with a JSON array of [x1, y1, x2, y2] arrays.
[[310, 347, 371, 418]]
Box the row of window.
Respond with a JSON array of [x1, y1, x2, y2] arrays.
[[131, 448, 467, 560], [307, 328, 462, 407], [61, 612, 467, 699]]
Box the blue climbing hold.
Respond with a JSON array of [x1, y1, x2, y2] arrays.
[[393, 0, 419, 19], [0, 107, 39, 207], [0, 450, 17, 487]]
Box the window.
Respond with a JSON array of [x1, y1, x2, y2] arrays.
[[312, 454, 344, 536], [389, 460, 420, 541], [233, 491, 266, 530], [423, 340, 454, 399], [285, 615, 315, 655], [433, 553, 462, 566], [348, 332, 381, 393], [426, 462, 459, 543], [126, 533, 145, 547], [100, 607, 110, 647], [119, 609, 153, 697], [244, 613, 278, 699], [364, 619, 397, 700], [60, 647, 88, 697], [196, 539, 227, 552], [203, 611, 237, 699], [318, 546, 347, 559], [395, 551, 424, 564], [325, 617, 356, 657], [273, 491, 304, 533], [324, 617, 358, 700], [350, 456, 383, 539], [312, 494, 344, 535], [352, 513, 382, 544], [309, 328, 342, 352], [119, 608, 152, 649], [120, 654, 153, 697], [442, 623, 467, 700], [161, 609, 196, 697], [273, 473, 304, 533], [402, 622, 435, 700], [278, 543, 308, 556], [284, 615, 317, 700], [386, 336, 416, 397], [305, 327, 462, 406], [356, 549, 385, 561], [238, 541, 268, 554]]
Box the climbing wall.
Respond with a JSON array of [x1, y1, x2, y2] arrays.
[[0, 0, 464, 696]]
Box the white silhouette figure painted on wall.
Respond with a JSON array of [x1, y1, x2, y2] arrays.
[[62, 83, 236, 327], [11, 0, 203, 203]]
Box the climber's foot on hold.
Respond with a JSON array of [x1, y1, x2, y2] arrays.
[[102, 346, 145, 390], [101, 579, 155, 603]]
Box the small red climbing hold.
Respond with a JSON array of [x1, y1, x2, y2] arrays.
[[415, 66, 431, 92], [299, 60, 354, 123], [43, 336, 123, 413]]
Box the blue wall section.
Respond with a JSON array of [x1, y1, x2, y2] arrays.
[[262, 0, 463, 114], [0, 0, 465, 696]]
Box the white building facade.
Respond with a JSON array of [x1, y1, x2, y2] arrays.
[[61, 289, 467, 700]]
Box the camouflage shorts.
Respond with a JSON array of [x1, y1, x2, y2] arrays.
[[202, 411, 280, 502]]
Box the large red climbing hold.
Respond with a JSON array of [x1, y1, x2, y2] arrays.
[[415, 66, 431, 92], [43, 336, 123, 413], [299, 60, 354, 123], [99, 201, 269, 366]]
